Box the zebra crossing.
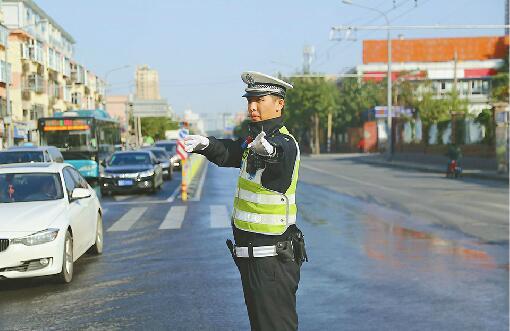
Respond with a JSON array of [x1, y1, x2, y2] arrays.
[[106, 204, 232, 232]]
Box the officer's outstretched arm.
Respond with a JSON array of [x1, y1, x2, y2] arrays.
[[186, 135, 244, 168]]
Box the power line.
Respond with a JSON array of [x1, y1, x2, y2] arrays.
[[314, 0, 431, 70]]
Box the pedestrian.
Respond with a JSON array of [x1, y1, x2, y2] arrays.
[[184, 71, 307, 331]]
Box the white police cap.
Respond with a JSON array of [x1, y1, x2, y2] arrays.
[[241, 71, 293, 99]]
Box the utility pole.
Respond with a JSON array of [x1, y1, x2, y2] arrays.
[[327, 112, 332, 153], [506, 0, 509, 35], [341, 0, 392, 158], [452, 51, 458, 145]]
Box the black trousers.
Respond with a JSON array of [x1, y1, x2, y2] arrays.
[[235, 256, 301, 331]]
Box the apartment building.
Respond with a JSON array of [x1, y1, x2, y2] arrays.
[[135, 65, 160, 100], [0, 0, 106, 145]]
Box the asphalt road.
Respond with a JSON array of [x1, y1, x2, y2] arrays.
[[0, 158, 508, 330]]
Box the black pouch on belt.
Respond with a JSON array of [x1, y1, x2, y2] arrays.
[[292, 230, 308, 266], [275, 240, 295, 263]]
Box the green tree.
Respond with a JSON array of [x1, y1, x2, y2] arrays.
[[491, 55, 509, 103], [141, 117, 179, 141], [335, 78, 384, 133], [284, 76, 339, 154]]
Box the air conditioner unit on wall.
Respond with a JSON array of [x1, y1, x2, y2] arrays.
[[22, 90, 31, 101], [22, 62, 30, 72]]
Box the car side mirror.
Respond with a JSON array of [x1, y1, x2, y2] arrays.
[[71, 188, 91, 200]]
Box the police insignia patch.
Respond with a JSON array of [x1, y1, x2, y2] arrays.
[[246, 74, 255, 87]]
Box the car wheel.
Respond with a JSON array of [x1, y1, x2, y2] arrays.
[[88, 213, 103, 255], [56, 230, 73, 283]]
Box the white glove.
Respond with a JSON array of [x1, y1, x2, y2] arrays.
[[184, 135, 209, 153], [248, 132, 275, 157]]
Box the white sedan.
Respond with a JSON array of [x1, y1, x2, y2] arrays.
[[0, 162, 103, 283]]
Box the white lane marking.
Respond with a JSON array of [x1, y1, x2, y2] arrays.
[[114, 195, 132, 201], [159, 206, 187, 230], [167, 184, 181, 202], [210, 205, 231, 228], [103, 200, 170, 206], [190, 164, 208, 202], [107, 207, 147, 232], [300, 163, 408, 196]]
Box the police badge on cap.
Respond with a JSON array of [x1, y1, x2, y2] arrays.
[[241, 71, 293, 99]]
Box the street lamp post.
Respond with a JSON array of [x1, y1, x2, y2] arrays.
[[342, 0, 393, 158], [103, 64, 130, 107]]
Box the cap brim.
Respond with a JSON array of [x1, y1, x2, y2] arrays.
[[242, 90, 273, 98], [242, 90, 285, 98]]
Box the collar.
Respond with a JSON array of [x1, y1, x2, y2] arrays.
[[248, 117, 283, 137]]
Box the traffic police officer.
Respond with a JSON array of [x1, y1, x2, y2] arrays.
[[184, 71, 307, 331]]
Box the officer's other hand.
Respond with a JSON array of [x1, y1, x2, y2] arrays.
[[247, 132, 275, 157], [184, 135, 209, 153]]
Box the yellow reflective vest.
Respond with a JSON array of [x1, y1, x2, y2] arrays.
[[232, 126, 300, 235]]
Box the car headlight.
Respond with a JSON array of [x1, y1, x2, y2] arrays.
[[139, 169, 155, 177], [100, 173, 112, 178], [11, 228, 59, 246]]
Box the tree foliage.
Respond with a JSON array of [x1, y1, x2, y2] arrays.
[[491, 55, 509, 102], [284, 77, 339, 153], [141, 117, 179, 141]]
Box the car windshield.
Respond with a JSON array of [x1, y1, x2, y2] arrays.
[[0, 151, 44, 164], [151, 150, 168, 160], [156, 143, 176, 154], [0, 173, 64, 203], [109, 153, 151, 166]]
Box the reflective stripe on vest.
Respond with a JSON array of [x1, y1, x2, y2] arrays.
[[232, 126, 300, 235]]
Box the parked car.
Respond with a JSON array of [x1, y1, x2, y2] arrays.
[[99, 150, 164, 195], [141, 146, 173, 180], [0, 146, 64, 164], [155, 140, 181, 170], [0, 162, 103, 283]]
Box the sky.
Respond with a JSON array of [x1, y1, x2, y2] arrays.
[[37, 0, 506, 119]]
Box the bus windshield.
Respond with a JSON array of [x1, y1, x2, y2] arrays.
[[42, 130, 95, 152]]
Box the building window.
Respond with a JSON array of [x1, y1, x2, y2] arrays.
[[71, 92, 82, 105]]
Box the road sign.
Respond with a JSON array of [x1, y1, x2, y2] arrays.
[[176, 128, 189, 160], [178, 128, 189, 139]]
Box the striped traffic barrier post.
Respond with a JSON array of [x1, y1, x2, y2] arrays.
[[176, 128, 189, 201]]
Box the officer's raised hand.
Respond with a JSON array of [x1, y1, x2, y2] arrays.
[[248, 131, 275, 157], [183, 135, 209, 153]]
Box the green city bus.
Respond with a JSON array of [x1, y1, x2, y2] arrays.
[[38, 109, 121, 183]]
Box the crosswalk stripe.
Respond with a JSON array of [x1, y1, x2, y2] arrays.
[[114, 195, 132, 201], [210, 205, 231, 228], [159, 206, 187, 230], [107, 207, 147, 232]]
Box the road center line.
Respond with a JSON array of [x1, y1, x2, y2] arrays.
[[159, 206, 187, 230], [107, 207, 147, 232]]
